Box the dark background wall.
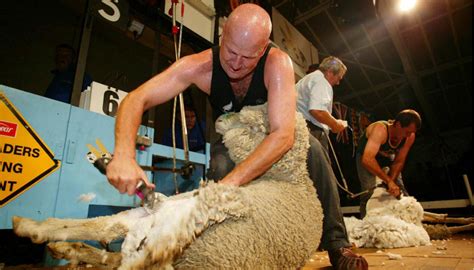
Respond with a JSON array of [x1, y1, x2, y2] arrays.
[[0, 0, 156, 94], [0, 0, 209, 144], [0, 1, 82, 95]]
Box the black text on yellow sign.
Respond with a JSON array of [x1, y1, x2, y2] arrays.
[[0, 92, 60, 207]]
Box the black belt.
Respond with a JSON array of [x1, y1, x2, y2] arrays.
[[305, 120, 324, 132]]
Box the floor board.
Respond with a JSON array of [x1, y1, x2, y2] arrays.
[[302, 233, 474, 270], [2, 234, 473, 269]]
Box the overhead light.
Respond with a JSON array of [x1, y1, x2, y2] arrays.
[[398, 0, 417, 13]]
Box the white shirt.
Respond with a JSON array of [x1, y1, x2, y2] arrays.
[[296, 70, 333, 133]]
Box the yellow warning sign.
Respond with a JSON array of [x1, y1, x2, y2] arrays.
[[0, 92, 60, 207]]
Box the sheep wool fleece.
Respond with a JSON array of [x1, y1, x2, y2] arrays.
[[175, 104, 323, 269]]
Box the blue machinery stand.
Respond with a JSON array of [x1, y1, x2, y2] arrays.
[[0, 85, 210, 229]]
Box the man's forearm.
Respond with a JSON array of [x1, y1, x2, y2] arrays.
[[389, 157, 406, 182], [221, 132, 293, 186], [113, 94, 145, 159], [389, 141, 412, 182], [362, 157, 392, 184], [310, 110, 339, 131]]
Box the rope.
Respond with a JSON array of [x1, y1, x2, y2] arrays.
[[170, 0, 187, 194], [324, 129, 377, 199], [324, 131, 355, 197]]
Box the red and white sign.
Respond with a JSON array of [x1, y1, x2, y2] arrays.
[[0, 120, 17, 138]]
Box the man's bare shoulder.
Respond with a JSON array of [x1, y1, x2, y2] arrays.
[[266, 47, 292, 64], [179, 49, 213, 92], [181, 49, 213, 74], [367, 122, 388, 140], [264, 47, 293, 80]]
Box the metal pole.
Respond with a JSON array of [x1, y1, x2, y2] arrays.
[[463, 174, 474, 206], [71, 3, 93, 107]]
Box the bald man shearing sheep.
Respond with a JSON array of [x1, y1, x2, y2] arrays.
[[106, 4, 367, 269]]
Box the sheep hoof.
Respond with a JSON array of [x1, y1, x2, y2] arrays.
[[12, 216, 22, 231]]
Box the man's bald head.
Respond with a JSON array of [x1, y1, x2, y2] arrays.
[[219, 4, 273, 80], [224, 4, 272, 51]]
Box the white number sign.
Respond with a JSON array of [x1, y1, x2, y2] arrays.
[[80, 81, 128, 117]]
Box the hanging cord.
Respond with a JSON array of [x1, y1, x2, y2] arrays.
[[170, 0, 188, 194], [171, 98, 178, 194], [324, 131, 356, 198], [325, 128, 378, 199]]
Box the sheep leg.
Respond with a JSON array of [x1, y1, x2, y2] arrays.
[[423, 211, 448, 221], [119, 184, 245, 270], [47, 241, 122, 268], [423, 211, 474, 225], [447, 223, 474, 234], [119, 197, 206, 269], [13, 207, 149, 244]]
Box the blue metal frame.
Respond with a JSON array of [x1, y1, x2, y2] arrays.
[[0, 85, 210, 229]]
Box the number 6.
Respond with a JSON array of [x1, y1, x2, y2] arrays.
[[103, 90, 120, 116]]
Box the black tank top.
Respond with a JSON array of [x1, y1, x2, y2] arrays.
[[208, 46, 270, 121]]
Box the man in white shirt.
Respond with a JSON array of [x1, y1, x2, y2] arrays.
[[296, 57, 368, 269], [297, 56, 347, 152]]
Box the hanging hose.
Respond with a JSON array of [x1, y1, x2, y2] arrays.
[[325, 128, 379, 199], [169, 0, 188, 194], [324, 131, 355, 198]]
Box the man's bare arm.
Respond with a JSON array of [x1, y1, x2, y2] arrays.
[[361, 124, 391, 183], [220, 49, 296, 186], [310, 110, 345, 133], [106, 51, 212, 195]]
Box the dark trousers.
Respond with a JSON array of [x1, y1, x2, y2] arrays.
[[305, 120, 329, 154], [207, 135, 350, 251], [307, 135, 350, 251]]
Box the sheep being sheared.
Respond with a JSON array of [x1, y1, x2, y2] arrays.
[[13, 103, 323, 269], [344, 176, 430, 249]]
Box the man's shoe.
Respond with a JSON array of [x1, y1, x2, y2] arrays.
[[328, 247, 368, 270]]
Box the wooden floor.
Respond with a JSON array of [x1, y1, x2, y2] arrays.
[[302, 233, 474, 270], [3, 234, 473, 270]]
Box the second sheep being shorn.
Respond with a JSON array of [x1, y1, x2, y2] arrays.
[[344, 181, 431, 249], [344, 177, 474, 249], [13, 104, 324, 269]]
